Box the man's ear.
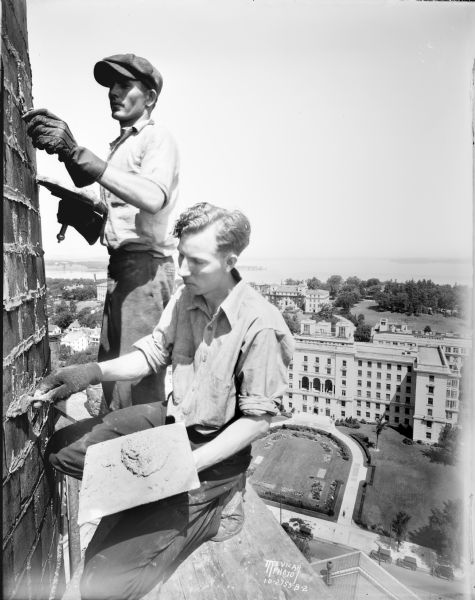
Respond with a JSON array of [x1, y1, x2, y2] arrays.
[[146, 88, 158, 109], [225, 253, 238, 272]]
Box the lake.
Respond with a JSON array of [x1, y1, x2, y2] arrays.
[[45, 256, 472, 286]]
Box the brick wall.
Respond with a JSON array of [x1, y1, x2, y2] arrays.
[[2, 1, 62, 598]]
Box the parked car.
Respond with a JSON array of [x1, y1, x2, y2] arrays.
[[397, 556, 417, 571], [434, 564, 454, 580], [370, 548, 392, 563], [402, 438, 414, 445]]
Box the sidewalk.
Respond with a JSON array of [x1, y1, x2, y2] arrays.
[[270, 414, 368, 526], [267, 415, 436, 572]]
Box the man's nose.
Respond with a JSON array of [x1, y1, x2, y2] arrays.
[[178, 258, 190, 278], [109, 82, 121, 99]]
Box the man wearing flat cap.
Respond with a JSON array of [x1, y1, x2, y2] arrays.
[[24, 54, 179, 416]]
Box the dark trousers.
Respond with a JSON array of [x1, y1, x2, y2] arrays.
[[98, 251, 175, 412], [46, 403, 250, 600]]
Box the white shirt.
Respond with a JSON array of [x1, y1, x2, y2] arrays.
[[101, 115, 180, 256]]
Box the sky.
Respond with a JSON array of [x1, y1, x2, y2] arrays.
[[26, 0, 475, 269]]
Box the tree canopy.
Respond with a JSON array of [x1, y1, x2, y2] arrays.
[[428, 499, 463, 566], [391, 511, 411, 550], [374, 280, 466, 316], [282, 310, 302, 334]]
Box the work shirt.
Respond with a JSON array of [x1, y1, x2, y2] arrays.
[[101, 115, 179, 257], [133, 273, 295, 433]]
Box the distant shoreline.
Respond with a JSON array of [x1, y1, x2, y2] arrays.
[[45, 256, 472, 286]]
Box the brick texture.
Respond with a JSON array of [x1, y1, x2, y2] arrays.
[[2, 1, 61, 598]]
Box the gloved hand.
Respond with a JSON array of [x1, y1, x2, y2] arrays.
[[35, 363, 103, 402], [23, 109, 107, 187], [23, 108, 78, 161]]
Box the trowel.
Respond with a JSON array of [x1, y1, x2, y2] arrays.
[[78, 423, 200, 525]]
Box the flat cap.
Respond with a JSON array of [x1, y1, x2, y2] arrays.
[[94, 54, 163, 95]]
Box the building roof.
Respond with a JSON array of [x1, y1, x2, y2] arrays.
[[270, 284, 303, 293], [417, 346, 445, 368], [307, 288, 330, 296], [373, 331, 471, 348], [355, 343, 416, 362]]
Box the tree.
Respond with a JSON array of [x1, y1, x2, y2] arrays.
[[364, 278, 381, 288], [62, 284, 97, 301], [354, 323, 372, 342], [312, 303, 334, 322], [284, 278, 303, 286], [334, 290, 361, 311], [326, 275, 343, 298], [306, 277, 323, 290], [428, 499, 463, 566], [78, 308, 102, 329], [282, 310, 301, 334], [54, 310, 76, 331], [437, 424, 460, 465], [342, 312, 358, 326], [424, 325, 432, 333], [374, 416, 388, 450], [391, 511, 411, 550], [58, 345, 72, 362], [345, 276, 361, 289], [64, 347, 98, 366], [365, 284, 383, 298], [281, 525, 311, 561]]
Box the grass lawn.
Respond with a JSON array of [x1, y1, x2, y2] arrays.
[[249, 428, 351, 518], [348, 424, 464, 538], [351, 300, 471, 336]]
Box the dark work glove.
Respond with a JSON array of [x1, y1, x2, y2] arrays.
[[36, 363, 103, 401], [23, 108, 78, 162], [23, 109, 107, 187]]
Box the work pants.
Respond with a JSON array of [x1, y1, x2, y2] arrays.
[[46, 403, 250, 600], [98, 251, 175, 413]]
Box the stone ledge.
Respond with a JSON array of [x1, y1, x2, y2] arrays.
[[62, 484, 332, 600]]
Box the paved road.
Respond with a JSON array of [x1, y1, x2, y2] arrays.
[[380, 563, 466, 600], [266, 415, 470, 600], [307, 538, 356, 561]]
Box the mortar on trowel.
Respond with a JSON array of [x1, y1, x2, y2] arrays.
[[77, 423, 200, 525]]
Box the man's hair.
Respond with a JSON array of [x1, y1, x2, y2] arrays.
[[173, 203, 251, 256]]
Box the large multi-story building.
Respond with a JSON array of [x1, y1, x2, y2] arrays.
[[264, 284, 330, 312], [283, 317, 466, 444], [372, 325, 470, 376], [304, 288, 331, 313]]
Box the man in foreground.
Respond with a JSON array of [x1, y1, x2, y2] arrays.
[[24, 53, 179, 414], [40, 203, 294, 600]]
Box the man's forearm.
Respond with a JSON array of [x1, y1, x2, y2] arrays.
[[98, 350, 152, 381], [99, 163, 166, 213], [192, 415, 271, 473]]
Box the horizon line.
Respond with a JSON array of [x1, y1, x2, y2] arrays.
[[44, 255, 473, 264]]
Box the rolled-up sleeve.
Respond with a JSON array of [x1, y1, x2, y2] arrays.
[[237, 328, 294, 417], [140, 127, 179, 205], [132, 292, 178, 372]]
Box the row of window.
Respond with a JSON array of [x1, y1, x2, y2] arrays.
[[357, 381, 411, 392], [302, 356, 348, 365], [357, 360, 412, 372], [356, 390, 411, 402], [357, 370, 411, 382], [301, 365, 333, 374], [444, 346, 466, 354]]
